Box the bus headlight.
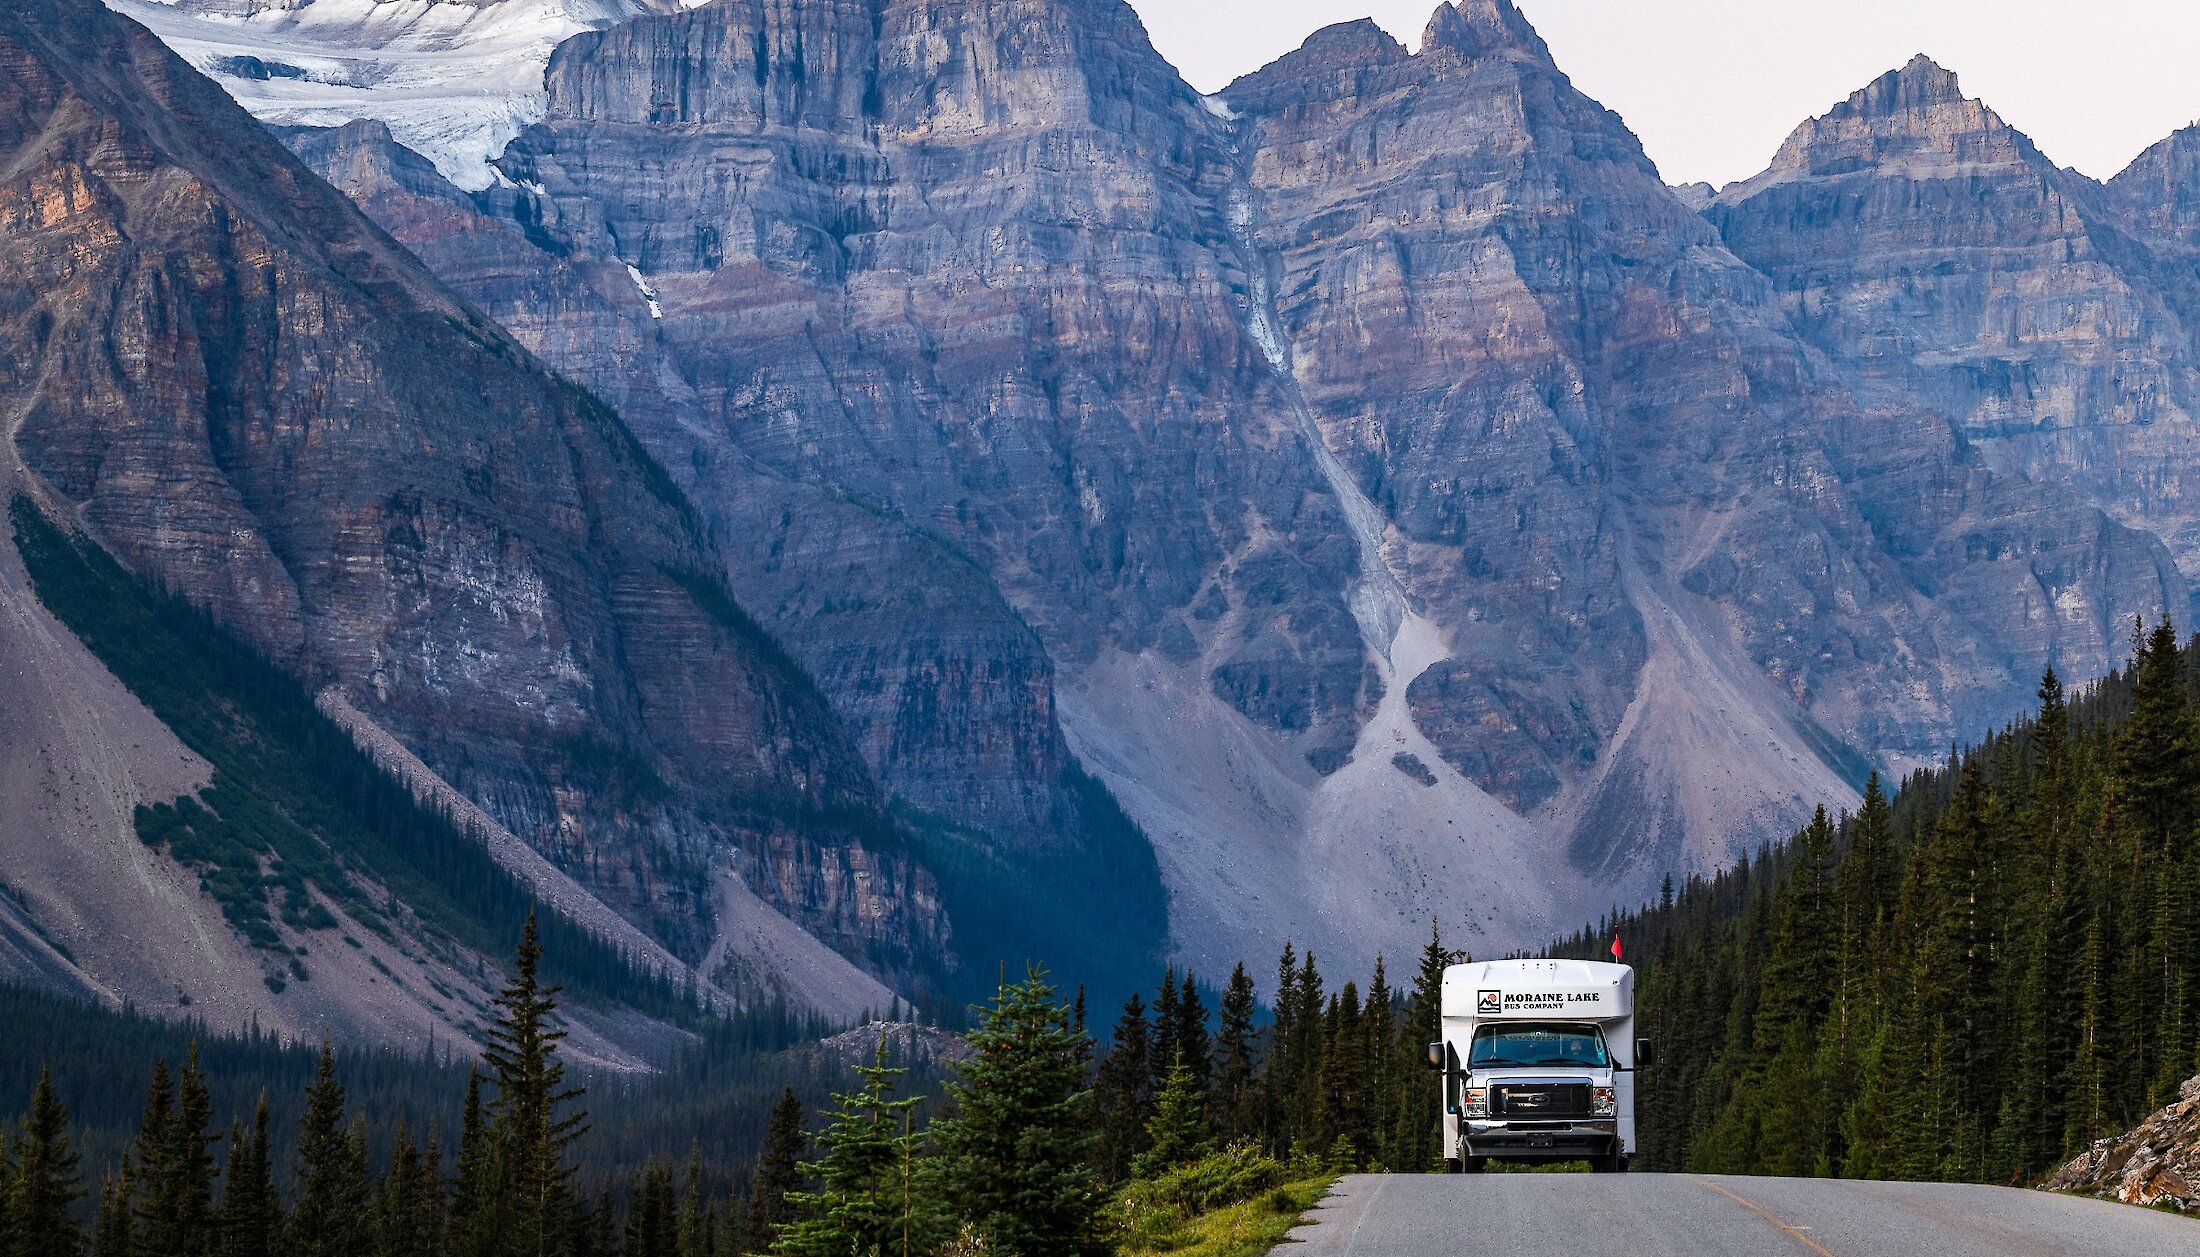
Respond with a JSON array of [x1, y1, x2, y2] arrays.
[[1592, 1086, 1616, 1116], [1462, 1087, 1489, 1118]]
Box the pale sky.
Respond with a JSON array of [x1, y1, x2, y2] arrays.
[[1126, 0, 2200, 187]]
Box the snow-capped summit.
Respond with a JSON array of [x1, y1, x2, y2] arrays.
[[106, 0, 688, 189]]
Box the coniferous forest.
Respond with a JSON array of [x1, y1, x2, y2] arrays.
[[0, 917, 1461, 1254], [1557, 618, 2200, 1183], [10, 509, 2200, 1251]]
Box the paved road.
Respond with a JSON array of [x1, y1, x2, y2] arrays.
[[1280, 1173, 2198, 1255]]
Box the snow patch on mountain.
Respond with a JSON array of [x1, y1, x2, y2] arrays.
[[106, 0, 689, 189], [625, 263, 662, 319]]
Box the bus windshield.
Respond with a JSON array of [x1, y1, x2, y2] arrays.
[[1468, 1022, 1609, 1068]]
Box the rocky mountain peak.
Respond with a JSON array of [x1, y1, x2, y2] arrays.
[[1854, 53, 1967, 115], [1727, 51, 2037, 197], [1419, 0, 1551, 65], [2107, 123, 2200, 244], [1299, 17, 1407, 65], [1219, 17, 1406, 103]]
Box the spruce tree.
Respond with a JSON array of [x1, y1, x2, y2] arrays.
[[124, 1063, 168, 1257], [1285, 950, 1326, 1153], [1089, 994, 1152, 1181], [1314, 984, 1371, 1167], [1150, 969, 1181, 1099], [1263, 943, 1300, 1150], [130, 1048, 218, 1257], [1394, 923, 1450, 1172], [1172, 975, 1212, 1102], [1363, 958, 1395, 1169], [448, 1071, 493, 1257], [626, 1163, 674, 1257], [929, 968, 1102, 1257], [286, 1045, 369, 1257], [482, 914, 588, 1257], [213, 1098, 276, 1257], [769, 1047, 934, 1257], [2116, 616, 2194, 852], [374, 1119, 443, 1257], [1756, 806, 1837, 1050], [743, 1091, 805, 1254], [10, 1067, 85, 1257], [1213, 964, 1259, 1145], [676, 1146, 710, 1257], [1130, 1057, 1209, 1180], [91, 1170, 133, 1257]]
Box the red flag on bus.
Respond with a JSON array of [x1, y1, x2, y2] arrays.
[[1610, 933, 1623, 962]]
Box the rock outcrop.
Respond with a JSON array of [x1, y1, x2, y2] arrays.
[[1, 0, 944, 1024], [263, 1, 2198, 974], [2048, 1075, 2200, 1212], [1710, 56, 2200, 593], [1220, 6, 2177, 889]]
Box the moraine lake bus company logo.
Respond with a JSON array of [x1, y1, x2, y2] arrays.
[[1478, 989, 1607, 1014]]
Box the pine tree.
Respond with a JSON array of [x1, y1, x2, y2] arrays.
[[1288, 950, 1326, 1151], [1130, 1057, 1209, 1180], [482, 914, 588, 1257], [1314, 984, 1371, 1168], [1756, 806, 1837, 1050], [1835, 775, 1894, 1027], [9, 1067, 86, 1257], [1090, 993, 1152, 1182], [676, 1146, 711, 1257], [770, 1046, 934, 1257], [213, 1098, 276, 1257], [129, 1048, 218, 1257], [743, 1091, 804, 1254], [929, 968, 1102, 1257], [1213, 964, 1259, 1145], [1150, 969, 1181, 1100], [91, 1170, 133, 1257], [1363, 958, 1395, 1169], [1262, 943, 1300, 1150], [286, 1044, 369, 1257], [1394, 922, 1450, 1172], [449, 1071, 493, 1257], [2116, 616, 2194, 853], [375, 1119, 443, 1257], [1172, 974, 1212, 1103], [625, 1163, 674, 1257]]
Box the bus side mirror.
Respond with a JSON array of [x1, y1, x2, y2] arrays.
[[1636, 1038, 1653, 1069], [1426, 1041, 1445, 1071]]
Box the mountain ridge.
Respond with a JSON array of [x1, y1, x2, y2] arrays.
[[57, 0, 2200, 996], [3, 0, 951, 1045]]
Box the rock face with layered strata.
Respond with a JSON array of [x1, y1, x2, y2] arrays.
[[265, 1, 2196, 975], [1219, 6, 2176, 879], [1711, 56, 2200, 585], [1, 0, 943, 1015]]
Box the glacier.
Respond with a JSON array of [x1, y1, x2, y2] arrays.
[[105, 0, 693, 190]]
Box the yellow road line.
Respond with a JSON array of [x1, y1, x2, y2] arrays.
[[1690, 1177, 1837, 1257]]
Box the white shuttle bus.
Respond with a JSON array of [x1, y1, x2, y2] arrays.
[[1426, 958, 1647, 1173]]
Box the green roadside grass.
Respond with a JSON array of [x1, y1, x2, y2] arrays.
[[1114, 1176, 1335, 1257]]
